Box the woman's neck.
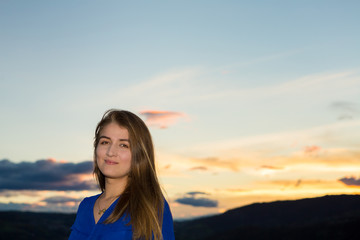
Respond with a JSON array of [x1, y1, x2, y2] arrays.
[[103, 176, 128, 199]]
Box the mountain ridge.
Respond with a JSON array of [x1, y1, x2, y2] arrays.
[[174, 194, 360, 239], [1, 194, 359, 239]]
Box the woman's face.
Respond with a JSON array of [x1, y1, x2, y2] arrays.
[[96, 122, 132, 181]]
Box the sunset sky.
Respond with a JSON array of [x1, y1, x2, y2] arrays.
[[1, 1, 360, 219]]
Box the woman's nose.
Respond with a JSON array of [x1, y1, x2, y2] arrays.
[[106, 144, 118, 156]]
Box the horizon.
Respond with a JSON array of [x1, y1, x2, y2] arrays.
[[0, 193, 358, 221], [1, 1, 360, 220]]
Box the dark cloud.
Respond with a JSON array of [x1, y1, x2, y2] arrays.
[[0, 201, 78, 213], [175, 197, 218, 208], [41, 196, 81, 205], [186, 191, 208, 196], [175, 192, 218, 208], [339, 176, 360, 186], [0, 159, 96, 191], [0, 190, 39, 198]]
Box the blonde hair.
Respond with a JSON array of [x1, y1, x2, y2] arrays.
[[93, 109, 164, 240]]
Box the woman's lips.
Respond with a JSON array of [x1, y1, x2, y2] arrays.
[[104, 159, 119, 165]]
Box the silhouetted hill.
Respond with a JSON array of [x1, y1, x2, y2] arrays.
[[0, 211, 75, 240], [1, 194, 360, 239], [175, 194, 360, 240]]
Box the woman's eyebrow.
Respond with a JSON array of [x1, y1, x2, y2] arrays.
[[119, 139, 129, 142], [99, 136, 129, 141], [99, 136, 111, 140]]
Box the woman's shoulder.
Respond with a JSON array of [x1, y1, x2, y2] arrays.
[[162, 198, 175, 240], [77, 193, 101, 210], [84, 193, 101, 202], [162, 198, 173, 219]]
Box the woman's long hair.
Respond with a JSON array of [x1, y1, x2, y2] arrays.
[[93, 109, 164, 240]]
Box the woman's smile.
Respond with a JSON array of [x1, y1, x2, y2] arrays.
[[104, 159, 119, 165]]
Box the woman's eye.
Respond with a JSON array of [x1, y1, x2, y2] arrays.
[[120, 144, 129, 148], [100, 141, 109, 145]]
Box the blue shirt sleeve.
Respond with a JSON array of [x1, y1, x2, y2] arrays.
[[162, 200, 175, 240], [68, 197, 95, 240]]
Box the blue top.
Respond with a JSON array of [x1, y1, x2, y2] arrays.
[[68, 194, 175, 240]]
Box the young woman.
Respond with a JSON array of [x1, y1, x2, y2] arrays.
[[68, 109, 175, 240]]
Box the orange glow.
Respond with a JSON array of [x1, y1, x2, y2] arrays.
[[139, 110, 189, 129]]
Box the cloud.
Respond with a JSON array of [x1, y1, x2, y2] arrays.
[[189, 166, 208, 171], [338, 176, 360, 186], [41, 196, 81, 205], [191, 157, 239, 172], [0, 190, 39, 198], [175, 197, 218, 208], [330, 101, 360, 120], [225, 188, 247, 192], [139, 110, 188, 129], [0, 201, 79, 213], [260, 165, 283, 170], [0, 159, 96, 191], [262, 179, 333, 189], [192, 119, 360, 154], [175, 192, 218, 208], [191, 70, 359, 102], [295, 179, 302, 187], [304, 145, 321, 155], [331, 101, 360, 112], [186, 191, 208, 196]]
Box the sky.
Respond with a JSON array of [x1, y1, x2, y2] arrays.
[[0, 1, 360, 219]]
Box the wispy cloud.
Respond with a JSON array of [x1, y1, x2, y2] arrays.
[[260, 165, 283, 170], [304, 145, 321, 155], [139, 110, 188, 129], [188, 70, 359, 102], [0, 159, 96, 191], [330, 101, 360, 120], [217, 49, 304, 71], [189, 166, 208, 171], [190, 157, 240, 172], [191, 119, 360, 158]]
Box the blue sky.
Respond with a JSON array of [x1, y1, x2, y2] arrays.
[[0, 1, 360, 219]]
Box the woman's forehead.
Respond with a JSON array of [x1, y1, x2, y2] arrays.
[[100, 122, 129, 138]]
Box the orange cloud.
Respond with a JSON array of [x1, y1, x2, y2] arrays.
[[163, 164, 171, 170], [225, 188, 247, 192], [139, 110, 188, 129], [304, 145, 321, 155], [189, 166, 208, 171], [261, 179, 335, 189], [260, 165, 283, 170], [191, 157, 239, 172]]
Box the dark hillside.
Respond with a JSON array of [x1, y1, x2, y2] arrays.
[[0, 211, 75, 240], [174, 194, 360, 240]]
